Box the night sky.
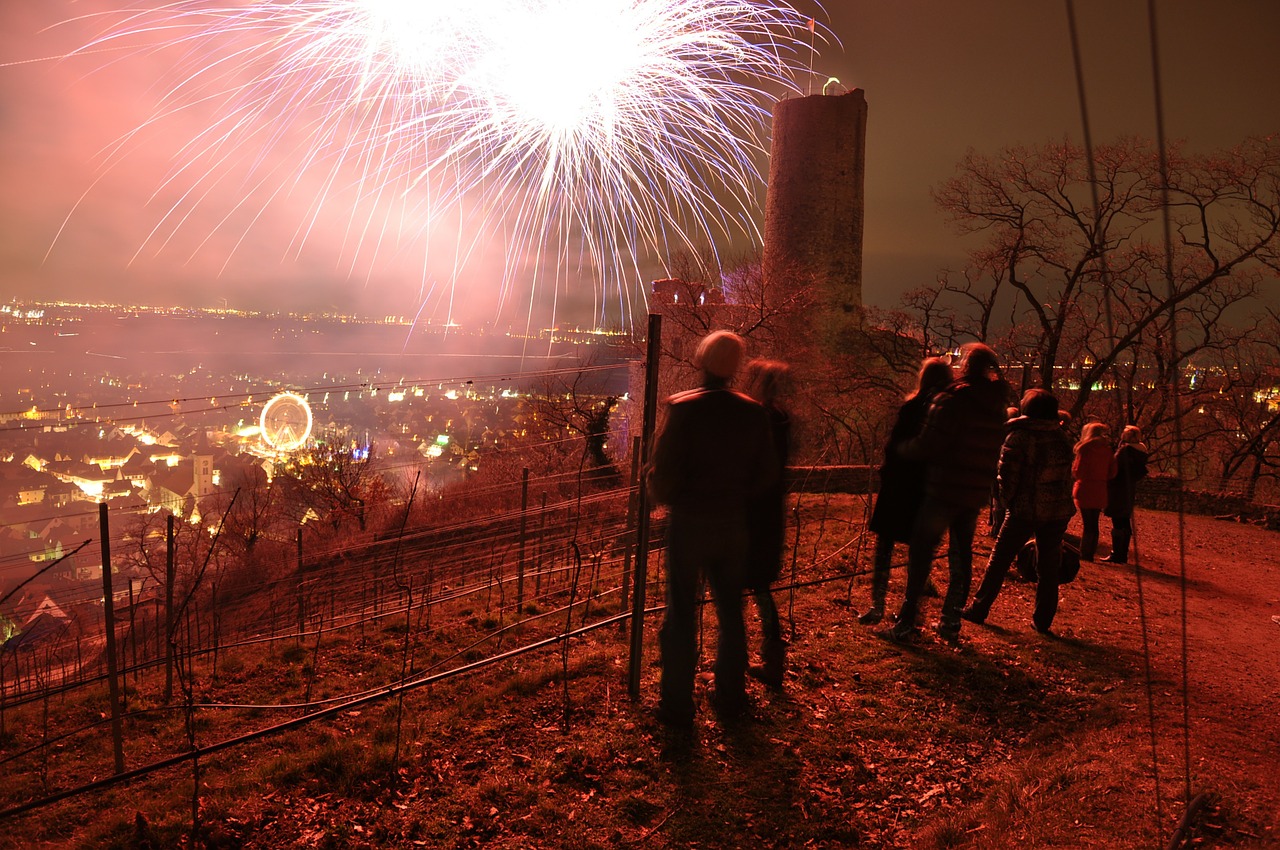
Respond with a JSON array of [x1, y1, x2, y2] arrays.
[[1, 1, 1277, 325]]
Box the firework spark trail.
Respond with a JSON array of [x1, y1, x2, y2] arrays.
[[64, 0, 825, 325]]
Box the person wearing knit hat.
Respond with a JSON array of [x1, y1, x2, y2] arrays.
[[693, 329, 744, 380], [648, 331, 779, 727], [1102, 425, 1149, 564], [886, 341, 1011, 644]]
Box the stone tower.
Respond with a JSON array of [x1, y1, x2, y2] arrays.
[[762, 89, 867, 352]]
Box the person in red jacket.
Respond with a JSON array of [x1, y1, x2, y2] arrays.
[[1072, 423, 1116, 561]]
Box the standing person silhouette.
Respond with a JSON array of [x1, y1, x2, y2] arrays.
[[741, 359, 792, 688], [1072, 423, 1115, 561], [961, 389, 1075, 634], [1102, 425, 1149, 564], [860, 356, 953, 626], [885, 342, 1010, 644], [648, 331, 779, 726]]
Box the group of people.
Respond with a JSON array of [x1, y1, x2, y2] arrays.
[[1072, 421, 1150, 565], [646, 331, 1151, 728], [866, 343, 1150, 642]]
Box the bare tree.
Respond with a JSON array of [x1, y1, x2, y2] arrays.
[[914, 135, 1280, 449], [280, 436, 389, 534], [527, 367, 621, 483]]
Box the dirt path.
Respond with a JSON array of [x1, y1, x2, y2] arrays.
[[1063, 507, 1280, 835]]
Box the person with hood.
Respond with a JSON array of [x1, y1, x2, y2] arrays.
[[1072, 422, 1116, 561], [1102, 425, 1150, 564], [648, 331, 778, 726], [961, 389, 1076, 634], [886, 342, 1010, 643], [860, 356, 954, 626]]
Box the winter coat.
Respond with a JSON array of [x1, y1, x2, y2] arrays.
[[869, 393, 933, 542], [648, 385, 779, 520], [997, 417, 1076, 524], [1105, 443, 1149, 518], [1072, 438, 1116, 511], [900, 377, 1010, 510]]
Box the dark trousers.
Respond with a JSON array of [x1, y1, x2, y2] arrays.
[[1079, 508, 1102, 560], [1110, 514, 1133, 562], [896, 497, 980, 632], [968, 515, 1070, 629], [869, 533, 895, 608], [659, 512, 748, 720]]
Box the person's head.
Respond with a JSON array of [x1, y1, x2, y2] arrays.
[[1020, 388, 1059, 421], [1080, 422, 1110, 442], [957, 342, 1000, 381], [694, 330, 745, 383], [910, 356, 953, 400], [743, 358, 790, 404], [1120, 424, 1144, 445]]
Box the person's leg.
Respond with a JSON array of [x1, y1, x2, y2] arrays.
[[989, 498, 1007, 539], [658, 517, 700, 723], [1079, 508, 1101, 560], [860, 534, 895, 624], [750, 588, 786, 687], [939, 505, 980, 636], [967, 515, 1035, 622], [892, 498, 949, 635], [704, 518, 749, 713], [1032, 519, 1070, 632], [1109, 515, 1132, 563]]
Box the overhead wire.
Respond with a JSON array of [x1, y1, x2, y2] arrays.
[[1143, 0, 1195, 812], [1065, 0, 1200, 840]]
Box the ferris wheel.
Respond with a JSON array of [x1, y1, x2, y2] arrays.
[[260, 391, 313, 452]]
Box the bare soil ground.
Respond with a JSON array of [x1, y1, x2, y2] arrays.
[[4, 503, 1278, 848]]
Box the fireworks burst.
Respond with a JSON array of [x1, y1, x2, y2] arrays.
[[66, 0, 824, 324]]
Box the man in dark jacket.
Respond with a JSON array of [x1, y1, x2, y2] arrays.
[[887, 342, 1009, 643], [961, 389, 1075, 633], [648, 331, 779, 726]]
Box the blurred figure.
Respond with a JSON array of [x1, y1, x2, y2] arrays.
[[1072, 423, 1115, 561], [860, 356, 954, 626], [886, 342, 1010, 644], [962, 389, 1075, 634], [1102, 425, 1149, 564], [648, 331, 778, 726], [741, 358, 792, 688]]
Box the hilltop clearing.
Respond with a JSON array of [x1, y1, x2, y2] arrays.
[[3, 502, 1277, 849]]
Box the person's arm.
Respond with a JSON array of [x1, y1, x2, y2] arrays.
[[647, 404, 686, 505], [898, 393, 948, 462], [997, 432, 1024, 506]]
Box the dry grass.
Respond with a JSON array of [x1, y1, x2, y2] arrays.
[[1, 499, 1277, 848]]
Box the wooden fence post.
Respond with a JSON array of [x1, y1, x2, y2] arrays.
[[518, 468, 529, 615], [164, 514, 175, 703], [621, 435, 642, 619], [628, 313, 661, 700], [99, 503, 125, 773]]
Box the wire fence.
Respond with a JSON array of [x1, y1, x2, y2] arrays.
[[0, 457, 871, 822]]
